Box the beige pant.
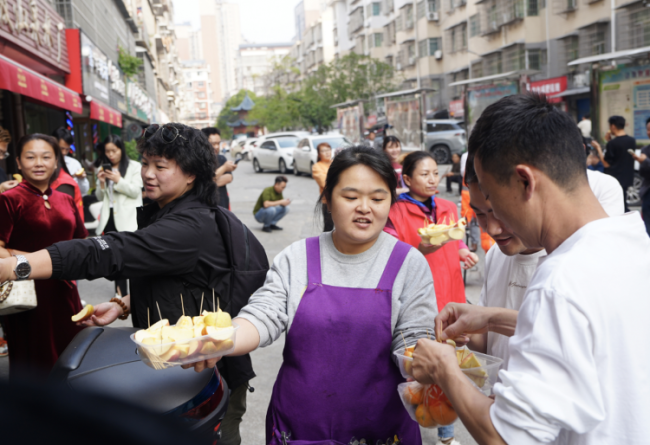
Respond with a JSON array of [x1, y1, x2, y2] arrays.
[[219, 382, 248, 445]]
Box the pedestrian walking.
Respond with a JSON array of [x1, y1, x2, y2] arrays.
[[442, 153, 462, 195], [201, 127, 237, 210], [412, 94, 650, 445], [253, 176, 290, 233], [0, 134, 87, 380], [0, 124, 265, 445], [382, 135, 409, 195], [632, 117, 650, 236], [577, 114, 592, 138], [233, 145, 435, 444], [52, 127, 89, 196], [95, 135, 142, 296], [311, 142, 334, 231], [595, 115, 635, 211]]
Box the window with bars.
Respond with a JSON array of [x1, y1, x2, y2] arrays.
[[448, 24, 467, 52], [528, 0, 539, 15], [485, 53, 502, 75], [417, 1, 426, 18], [428, 0, 438, 12], [564, 36, 579, 62], [404, 5, 414, 29], [630, 9, 650, 48], [504, 45, 525, 71], [418, 38, 442, 56], [528, 49, 547, 70], [470, 14, 480, 36], [372, 2, 382, 15], [373, 33, 384, 47], [54, 0, 74, 28], [472, 61, 484, 78]]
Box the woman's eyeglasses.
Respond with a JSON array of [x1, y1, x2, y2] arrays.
[[143, 124, 187, 144]]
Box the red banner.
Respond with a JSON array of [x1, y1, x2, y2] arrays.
[[90, 99, 122, 128], [449, 99, 464, 118], [529, 76, 567, 103], [0, 54, 81, 112]]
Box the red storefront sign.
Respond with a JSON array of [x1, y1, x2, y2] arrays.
[[449, 99, 464, 118], [0, 53, 81, 112], [529, 76, 567, 103], [90, 98, 122, 128]]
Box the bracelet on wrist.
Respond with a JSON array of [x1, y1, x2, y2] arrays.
[[110, 297, 130, 320]]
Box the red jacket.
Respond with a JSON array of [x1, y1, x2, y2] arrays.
[[386, 198, 466, 312], [51, 170, 84, 222]]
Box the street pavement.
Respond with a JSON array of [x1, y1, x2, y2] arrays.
[[0, 153, 483, 445]]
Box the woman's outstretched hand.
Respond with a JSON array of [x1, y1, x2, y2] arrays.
[[77, 301, 122, 327]]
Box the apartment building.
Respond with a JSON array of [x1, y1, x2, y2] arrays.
[[178, 61, 214, 129], [236, 43, 293, 95], [290, 7, 338, 78], [312, 0, 650, 135]]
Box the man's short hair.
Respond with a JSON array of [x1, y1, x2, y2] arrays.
[[464, 154, 478, 185], [584, 114, 590, 119], [468, 93, 586, 190], [201, 127, 221, 137], [52, 127, 74, 145], [608, 115, 625, 130], [275, 175, 288, 184]]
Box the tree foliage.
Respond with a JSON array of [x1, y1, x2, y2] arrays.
[[118, 46, 143, 80], [217, 53, 396, 138]]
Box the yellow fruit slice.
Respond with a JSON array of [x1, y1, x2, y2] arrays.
[[13, 174, 22, 181], [71, 304, 94, 322], [448, 228, 465, 240]]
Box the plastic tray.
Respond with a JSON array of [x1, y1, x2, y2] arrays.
[[394, 346, 503, 395], [398, 382, 458, 428], [130, 322, 239, 370], [418, 218, 467, 246]]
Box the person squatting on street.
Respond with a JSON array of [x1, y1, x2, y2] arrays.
[[311, 142, 334, 232], [0, 134, 87, 380], [253, 175, 290, 233], [95, 135, 143, 296], [0, 123, 256, 445], [411, 94, 650, 444], [231, 145, 437, 444]]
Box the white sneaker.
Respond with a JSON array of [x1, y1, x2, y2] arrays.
[[436, 440, 461, 445]]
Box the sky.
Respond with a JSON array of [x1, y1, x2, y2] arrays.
[[172, 0, 298, 44]]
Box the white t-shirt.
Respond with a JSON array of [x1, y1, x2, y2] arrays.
[[490, 213, 650, 444], [478, 247, 546, 365], [64, 155, 89, 195], [586, 169, 624, 217], [577, 119, 592, 138]]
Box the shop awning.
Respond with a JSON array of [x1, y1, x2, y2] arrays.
[[90, 98, 123, 128], [448, 71, 518, 87], [0, 54, 82, 113], [568, 46, 650, 66], [548, 86, 590, 98]]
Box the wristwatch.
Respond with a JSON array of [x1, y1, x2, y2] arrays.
[[13, 255, 31, 281]]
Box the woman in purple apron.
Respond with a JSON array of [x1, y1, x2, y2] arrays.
[[232, 146, 438, 444]]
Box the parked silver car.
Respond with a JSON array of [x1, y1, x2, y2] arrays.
[[425, 120, 467, 164], [292, 135, 352, 175]]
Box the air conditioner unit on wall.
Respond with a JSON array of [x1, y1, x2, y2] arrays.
[[427, 11, 439, 21], [434, 50, 443, 60]]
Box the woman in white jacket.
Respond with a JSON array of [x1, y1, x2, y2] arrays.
[[96, 135, 142, 295]]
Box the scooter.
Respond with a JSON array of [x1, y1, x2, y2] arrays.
[[49, 326, 229, 442]]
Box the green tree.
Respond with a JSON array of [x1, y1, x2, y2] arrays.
[[118, 46, 143, 80], [249, 86, 301, 132], [124, 139, 139, 161], [297, 65, 337, 133]]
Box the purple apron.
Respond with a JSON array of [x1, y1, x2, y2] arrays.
[[265, 237, 421, 444]]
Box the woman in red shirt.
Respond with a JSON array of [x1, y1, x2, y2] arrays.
[[382, 136, 409, 195], [384, 151, 478, 312], [0, 134, 87, 380]]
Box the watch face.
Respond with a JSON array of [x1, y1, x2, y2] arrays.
[[16, 262, 30, 278]]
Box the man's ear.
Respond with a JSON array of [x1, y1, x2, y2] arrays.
[[514, 165, 536, 201]]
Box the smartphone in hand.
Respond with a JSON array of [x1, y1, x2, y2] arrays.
[[234, 158, 242, 165]]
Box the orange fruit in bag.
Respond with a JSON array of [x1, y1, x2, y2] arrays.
[[424, 384, 458, 425], [403, 383, 424, 405], [415, 403, 438, 428]]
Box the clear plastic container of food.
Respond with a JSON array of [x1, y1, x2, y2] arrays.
[[398, 382, 458, 428], [130, 322, 239, 370], [417, 218, 467, 246], [394, 345, 503, 395]]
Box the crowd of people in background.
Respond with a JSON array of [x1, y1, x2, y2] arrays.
[[0, 93, 648, 445]]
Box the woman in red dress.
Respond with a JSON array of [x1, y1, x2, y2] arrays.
[[0, 134, 87, 380]]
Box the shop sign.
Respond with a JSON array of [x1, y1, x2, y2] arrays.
[[467, 82, 518, 129], [449, 99, 464, 118], [529, 76, 567, 103], [80, 32, 126, 111], [126, 78, 153, 122], [0, 0, 70, 72]]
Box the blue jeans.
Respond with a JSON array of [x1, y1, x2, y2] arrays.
[[438, 424, 455, 439], [255, 205, 289, 228]]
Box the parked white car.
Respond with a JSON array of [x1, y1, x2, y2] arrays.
[[231, 137, 258, 160], [251, 135, 302, 174], [230, 139, 246, 158], [292, 135, 353, 175]]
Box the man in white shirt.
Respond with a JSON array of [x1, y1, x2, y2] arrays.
[[52, 127, 89, 195], [411, 94, 650, 444], [577, 114, 592, 138]]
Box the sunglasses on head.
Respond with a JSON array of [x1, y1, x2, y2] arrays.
[[143, 124, 187, 144]]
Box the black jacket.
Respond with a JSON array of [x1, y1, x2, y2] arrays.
[[640, 145, 650, 200], [47, 192, 255, 389]]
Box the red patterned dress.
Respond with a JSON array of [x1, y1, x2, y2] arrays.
[[0, 181, 88, 380]]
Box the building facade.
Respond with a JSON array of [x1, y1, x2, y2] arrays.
[[236, 43, 293, 95], [178, 60, 214, 129]]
